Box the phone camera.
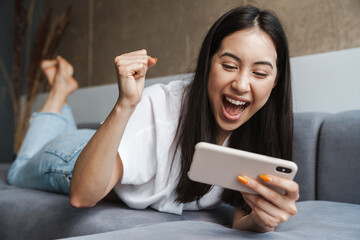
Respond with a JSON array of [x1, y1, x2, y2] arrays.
[[276, 166, 292, 174]]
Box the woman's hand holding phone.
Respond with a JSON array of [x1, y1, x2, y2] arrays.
[[235, 174, 299, 232], [114, 49, 157, 109]]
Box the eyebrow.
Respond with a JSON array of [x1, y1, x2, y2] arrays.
[[254, 61, 274, 69], [220, 52, 241, 61], [219, 52, 274, 69]]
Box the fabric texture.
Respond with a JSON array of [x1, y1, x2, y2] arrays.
[[0, 163, 234, 240], [115, 80, 224, 214], [317, 110, 360, 204], [2, 110, 360, 240], [6, 81, 224, 216], [6, 106, 95, 193], [293, 112, 330, 201], [6, 81, 226, 216], [61, 201, 360, 240]]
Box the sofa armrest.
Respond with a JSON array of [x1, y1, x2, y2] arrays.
[[293, 112, 330, 201], [317, 110, 360, 204]]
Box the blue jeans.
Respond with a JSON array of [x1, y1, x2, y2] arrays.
[[7, 106, 95, 194]]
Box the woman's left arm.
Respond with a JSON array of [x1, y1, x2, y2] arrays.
[[232, 175, 299, 232]]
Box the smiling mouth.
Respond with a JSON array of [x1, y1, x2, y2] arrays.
[[222, 95, 249, 118]]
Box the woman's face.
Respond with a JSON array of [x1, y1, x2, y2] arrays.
[[207, 29, 278, 144]]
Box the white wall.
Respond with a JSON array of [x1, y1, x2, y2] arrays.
[[34, 47, 360, 124], [33, 74, 193, 123], [291, 47, 360, 113]]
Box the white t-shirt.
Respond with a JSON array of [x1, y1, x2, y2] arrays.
[[113, 80, 224, 215]]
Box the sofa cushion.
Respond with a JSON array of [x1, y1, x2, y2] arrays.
[[0, 163, 14, 189], [0, 163, 233, 240], [293, 112, 330, 201], [76, 123, 101, 130], [317, 110, 360, 204], [0, 187, 233, 240], [62, 201, 360, 240]]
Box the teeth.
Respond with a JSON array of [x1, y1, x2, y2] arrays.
[[225, 96, 246, 106]]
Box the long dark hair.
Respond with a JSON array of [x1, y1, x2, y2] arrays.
[[173, 5, 293, 207]]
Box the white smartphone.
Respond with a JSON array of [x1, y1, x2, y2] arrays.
[[188, 142, 298, 195]]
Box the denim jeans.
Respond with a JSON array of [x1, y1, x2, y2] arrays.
[[7, 106, 95, 194]]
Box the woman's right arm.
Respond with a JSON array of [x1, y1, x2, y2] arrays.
[[69, 49, 157, 208]]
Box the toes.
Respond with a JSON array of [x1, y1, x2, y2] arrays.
[[41, 59, 59, 86], [41, 60, 57, 70]]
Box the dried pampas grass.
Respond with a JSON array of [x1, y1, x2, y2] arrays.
[[2, 0, 72, 154]]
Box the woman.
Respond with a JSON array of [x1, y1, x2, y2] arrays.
[[8, 6, 299, 232]]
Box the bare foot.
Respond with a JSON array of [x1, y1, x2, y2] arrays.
[[41, 60, 57, 86], [40, 56, 78, 114], [52, 56, 78, 97], [41, 56, 74, 87]]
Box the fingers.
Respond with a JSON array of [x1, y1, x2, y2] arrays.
[[243, 193, 292, 226], [238, 175, 298, 229], [259, 174, 300, 201], [238, 175, 299, 202], [148, 57, 157, 68], [113, 49, 157, 108], [114, 49, 157, 68], [114, 49, 157, 80], [243, 196, 278, 230]]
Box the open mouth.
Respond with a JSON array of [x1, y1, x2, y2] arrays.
[[221, 95, 249, 120]]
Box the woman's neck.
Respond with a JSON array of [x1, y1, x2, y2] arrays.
[[216, 128, 231, 146]]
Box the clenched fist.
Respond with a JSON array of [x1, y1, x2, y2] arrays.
[[114, 49, 157, 109]]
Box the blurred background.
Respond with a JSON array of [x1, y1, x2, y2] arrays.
[[26, 0, 360, 87], [1, 0, 360, 162]]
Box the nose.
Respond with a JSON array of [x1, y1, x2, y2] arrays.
[[231, 72, 250, 93]]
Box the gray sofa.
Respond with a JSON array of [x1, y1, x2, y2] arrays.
[[1, 105, 360, 239]]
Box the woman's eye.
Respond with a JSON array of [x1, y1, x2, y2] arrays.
[[222, 64, 237, 70], [254, 72, 268, 78]]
